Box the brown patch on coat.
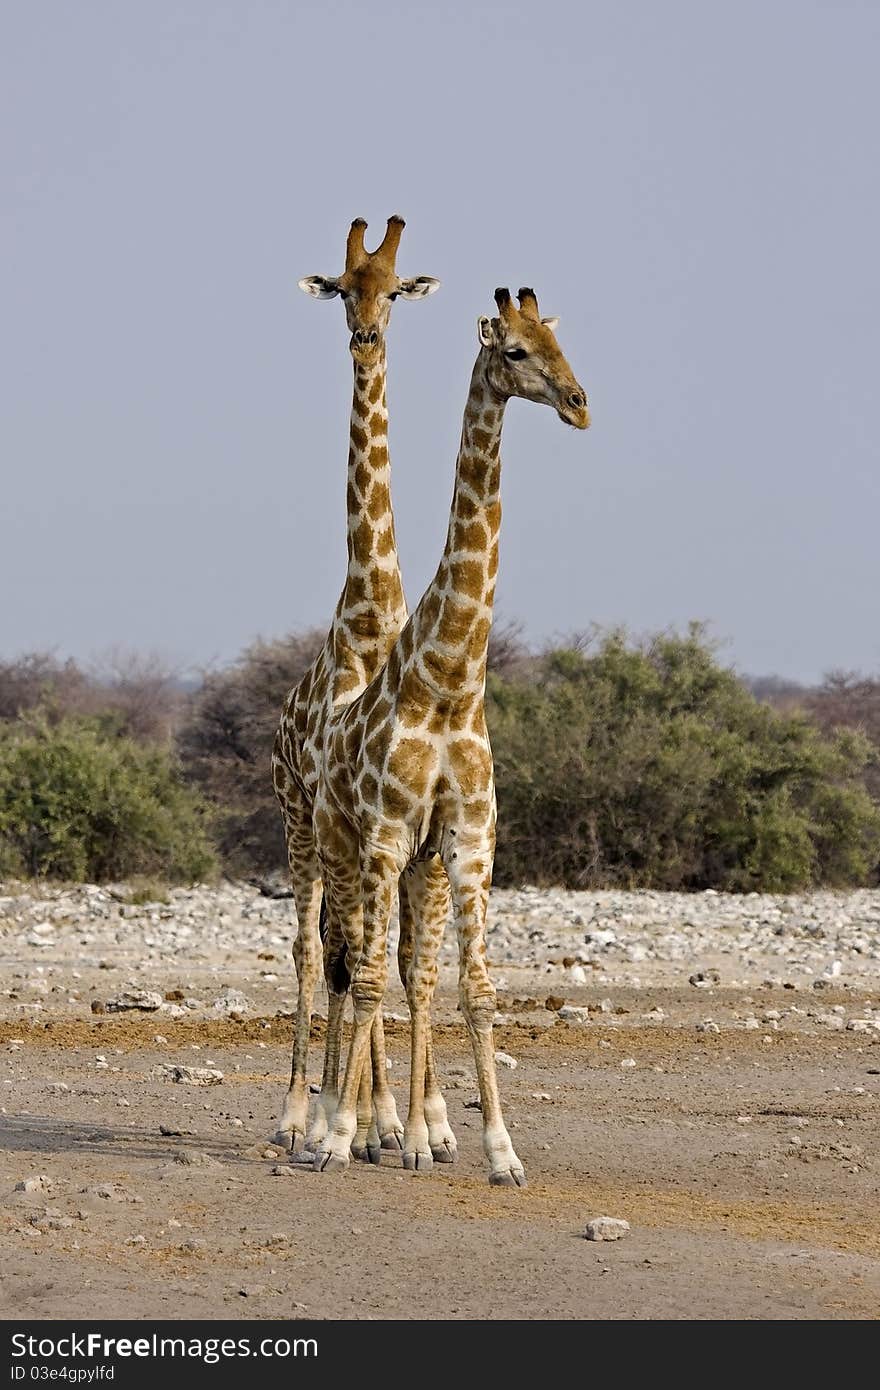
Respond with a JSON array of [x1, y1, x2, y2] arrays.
[[450, 559, 486, 602], [447, 739, 492, 796], [387, 738, 436, 798], [438, 594, 478, 647]]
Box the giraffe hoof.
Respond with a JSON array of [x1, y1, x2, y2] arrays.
[[402, 1150, 433, 1174], [313, 1148, 349, 1174], [366, 1142, 383, 1165], [380, 1130, 404, 1152], [273, 1130, 295, 1152], [431, 1139, 457, 1164], [489, 1166, 527, 1188]]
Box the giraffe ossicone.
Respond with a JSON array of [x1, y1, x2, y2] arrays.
[[312, 286, 589, 1185]]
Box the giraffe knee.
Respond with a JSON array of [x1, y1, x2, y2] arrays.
[[460, 979, 496, 1030], [351, 963, 388, 1019]]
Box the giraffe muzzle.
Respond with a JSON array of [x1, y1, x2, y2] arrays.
[[350, 327, 382, 363], [558, 388, 591, 430]]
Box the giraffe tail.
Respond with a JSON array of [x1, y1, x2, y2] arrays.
[[319, 893, 351, 994]]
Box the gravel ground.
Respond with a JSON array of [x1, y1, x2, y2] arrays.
[[2, 881, 879, 1320]]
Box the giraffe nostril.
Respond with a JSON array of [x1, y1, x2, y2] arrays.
[[568, 391, 585, 409], [368, 330, 378, 345]]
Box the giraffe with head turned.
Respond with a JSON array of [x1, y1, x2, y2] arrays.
[[272, 214, 447, 1159], [311, 286, 590, 1184]]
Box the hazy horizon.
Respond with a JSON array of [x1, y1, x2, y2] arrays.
[[4, 2, 879, 684]]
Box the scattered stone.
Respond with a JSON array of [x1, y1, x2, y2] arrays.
[[585, 1216, 630, 1241], [689, 969, 721, 988], [815, 1013, 845, 1031], [173, 1148, 221, 1168], [494, 1051, 518, 1069], [239, 1285, 266, 1298], [180, 1239, 206, 1253], [14, 1175, 53, 1194], [696, 1020, 720, 1034], [160, 1065, 224, 1086], [124, 1235, 147, 1247], [270, 1165, 296, 1176], [211, 988, 250, 1016], [105, 990, 163, 1012], [261, 1233, 290, 1249], [545, 995, 566, 1012], [558, 1005, 591, 1024]]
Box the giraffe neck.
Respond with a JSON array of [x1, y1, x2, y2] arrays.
[[332, 343, 406, 691], [408, 352, 506, 699]]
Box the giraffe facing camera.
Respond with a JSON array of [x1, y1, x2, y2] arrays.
[[298, 214, 440, 366]]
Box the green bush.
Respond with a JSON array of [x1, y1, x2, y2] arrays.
[[0, 711, 216, 883], [487, 627, 880, 891]]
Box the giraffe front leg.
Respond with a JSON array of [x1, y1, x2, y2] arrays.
[[445, 841, 525, 1188], [370, 1015, 404, 1152], [400, 858, 455, 1172], [425, 1030, 457, 1164], [401, 859, 456, 1167], [351, 1043, 381, 1162], [274, 810, 323, 1152], [314, 844, 400, 1175], [301, 989, 346, 1155]]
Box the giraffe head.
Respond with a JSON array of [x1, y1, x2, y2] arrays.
[[298, 216, 440, 366], [477, 288, 590, 429]]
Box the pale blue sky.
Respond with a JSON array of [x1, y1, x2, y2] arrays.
[[3, 1, 879, 681]]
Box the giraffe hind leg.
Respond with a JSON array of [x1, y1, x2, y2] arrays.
[[273, 779, 323, 1152]]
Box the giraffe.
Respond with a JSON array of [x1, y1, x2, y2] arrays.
[[272, 214, 442, 1158], [311, 287, 590, 1184]]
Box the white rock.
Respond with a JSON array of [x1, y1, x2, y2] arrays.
[[494, 1051, 518, 1069], [160, 1065, 224, 1086], [211, 989, 250, 1015], [15, 1175, 53, 1193], [558, 1005, 591, 1024], [584, 1216, 630, 1241], [106, 990, 163, 1013]]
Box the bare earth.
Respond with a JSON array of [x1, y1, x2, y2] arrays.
[[2, 883, 879, 1321]]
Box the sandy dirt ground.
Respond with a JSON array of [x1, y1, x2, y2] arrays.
[[2, 886, 879, 1321]]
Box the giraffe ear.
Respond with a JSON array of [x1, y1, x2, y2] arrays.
[[477, 315, 496, 348], [542, 316, 559, 332], [298, 275, 341, 300], [396, 276, 441, 300]]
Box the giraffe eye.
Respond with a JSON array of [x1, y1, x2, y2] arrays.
[[505, 347, 528, 361]]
